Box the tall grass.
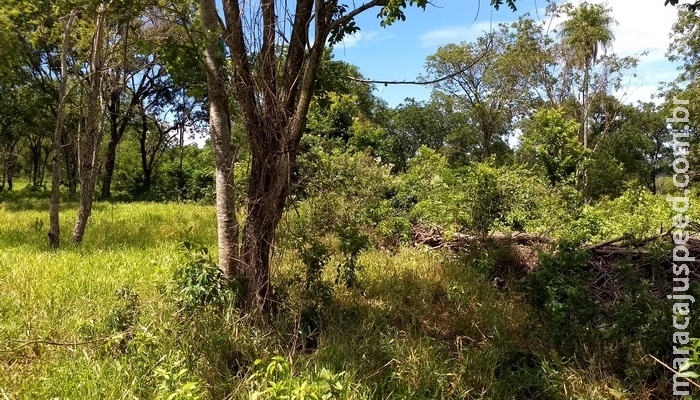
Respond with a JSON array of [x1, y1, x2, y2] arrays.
[[0, 197, 686, 399]]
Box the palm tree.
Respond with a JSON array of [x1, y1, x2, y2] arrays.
[[559, 2, 616, 149]]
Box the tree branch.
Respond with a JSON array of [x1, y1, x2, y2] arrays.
[[328, 0, 385, 32], [346, 43, 492, 85]]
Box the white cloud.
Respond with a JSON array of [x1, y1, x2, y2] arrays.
[[564, 0, 680, 103], [338, 31, 381, 49], [418, 21, 506, 48], [583, 0, 676, 60], [413, 1, 682, 104]]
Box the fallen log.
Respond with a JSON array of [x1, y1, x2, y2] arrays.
[[412, 225, 554, 249]]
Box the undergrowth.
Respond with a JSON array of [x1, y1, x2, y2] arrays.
[[0, 191, 698, 398]]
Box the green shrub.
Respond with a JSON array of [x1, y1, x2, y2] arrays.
[[167, 242, 236, 310], [247, 356, 353, 399]]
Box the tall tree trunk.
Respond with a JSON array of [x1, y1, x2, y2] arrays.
[[199, 0, 240, 279], [49, 9, 78, 244], [72, 4, 107, 244], [2, 141, 16, 191], [581, 61, 590, 149], [101, 91, 121, 199], [49, 11, 76, 248], [30, 141, 41, 187], [178, 124, 185, 198], [138, 104, 151, 192], [39, 145, 50, 187], [61, 131, 78, 200]]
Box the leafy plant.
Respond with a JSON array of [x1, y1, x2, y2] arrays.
[[248, 356, 351, 399], [680, 338, 700, 380], [335, 224, 369, 288], [168, 241, 235, 310]]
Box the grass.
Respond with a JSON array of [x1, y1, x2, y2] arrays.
[[0, 193, 690, 399]]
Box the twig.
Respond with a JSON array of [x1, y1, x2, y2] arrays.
[[585, 236, 626, 250], [1, 337, 114, 353], [586, 229, 672, 251], [647, 354, 700, 390], [347, 40, 492, 86], [363, 358, 399, 380]]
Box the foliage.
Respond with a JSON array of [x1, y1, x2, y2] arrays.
[[0, 198, 696, 398], [519, 108, 587, 186], [558, 2, 616, 70], [247, 357, 352, 399], [167, 241, 235, 310], [525, 237, 700, 395], [680, 338, 700, 380], [335, 223, 369, 288]]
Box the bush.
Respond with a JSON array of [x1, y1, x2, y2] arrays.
[[167, 242, 237, 310], [247, 356, 354, 399]]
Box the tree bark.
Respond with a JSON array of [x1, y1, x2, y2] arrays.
[[29, 139, 41, 187], [49, 29, 71, 244], [101, 77, 143, 198], [240, 143, 292, 312], [72, 4, 107, 244], [100, 91, 120, 199], [216, 0, 328, 314], [581, 61, 590, 149], [63, 135, 78, 200], [138, 104, 153, 192], [49, 10, 76, 248], [199, 0, 240, 280]]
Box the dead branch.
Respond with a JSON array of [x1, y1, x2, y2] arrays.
[[0, 336, 115, 353], [647, 354, 700, 391], [347, 39, 492, 86]]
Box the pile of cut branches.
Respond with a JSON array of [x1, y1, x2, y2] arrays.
[[584, 232, 700, 303], [411, 225, 552, 250], [411, 224, 700, 302]]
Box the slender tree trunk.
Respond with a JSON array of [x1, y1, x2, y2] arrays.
[[581, 62, 590, 149], [199, 0, 240, 279], [72, 4, 107, 244], [61, 131, 78, 200], [29, 141, 41, 187], [49, 11, 76, 248], [6, 152, 15, 191], [2, 143, 13, 191], [138, 105, 151, 192], [39, 146, 50, 187], [101, 91, 120, 199], [178, 124, 185, 198], [101, 132, 118, 198]]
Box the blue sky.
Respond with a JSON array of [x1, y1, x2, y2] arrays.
[[331, 0, 684, 107]]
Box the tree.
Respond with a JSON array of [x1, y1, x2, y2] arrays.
[[586, 98, 671, 197], [558, 1, 616, 149], [72, 3, 108, 244], [197, 0, 519, 313], [425, 33, 515, 161], [519, 108, 587, 187], [99, 0, 183, 199], [380, 98, 457, 171], [669, 6, 700, 82], [666, 0, 700, 11], [49, 10, 77, 248]]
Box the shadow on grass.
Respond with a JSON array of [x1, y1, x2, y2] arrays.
[[288, 256, 565, 399]]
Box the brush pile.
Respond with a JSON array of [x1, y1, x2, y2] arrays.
[[584, 232, 700, 303], [411, 225, 700, 302]]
